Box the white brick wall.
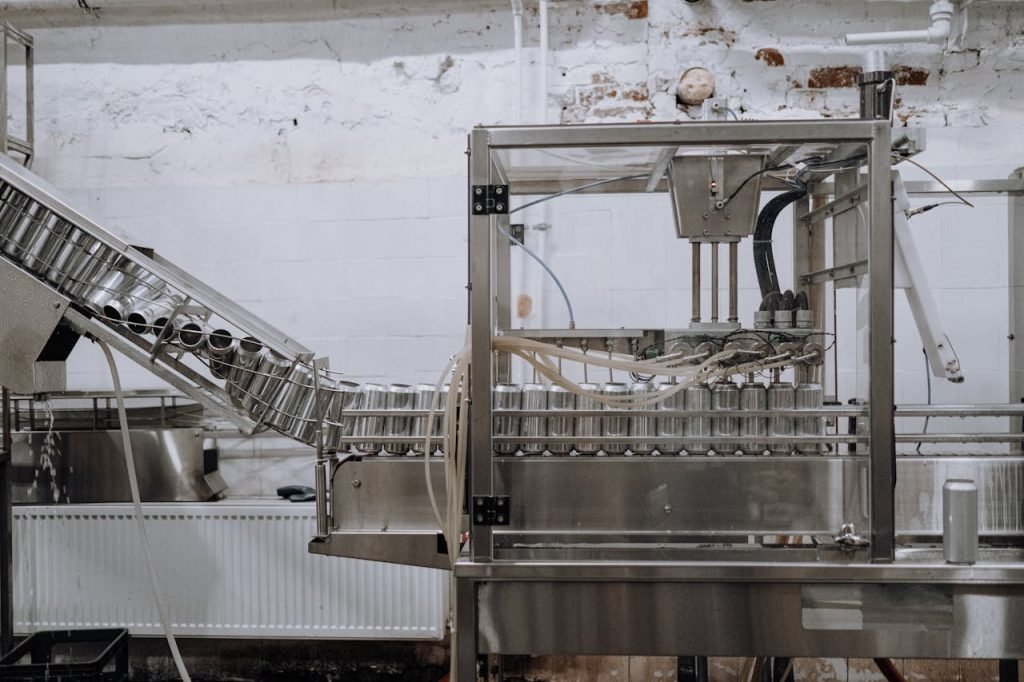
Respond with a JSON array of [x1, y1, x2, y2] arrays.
[[3, 1, 1022, 469]]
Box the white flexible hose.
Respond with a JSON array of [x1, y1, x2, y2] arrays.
[[98, 340, 192, 682]]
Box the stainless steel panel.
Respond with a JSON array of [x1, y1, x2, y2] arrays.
[[330, 457, 446, 532], [493, 457, 864, 536], [11, 428, 225, 503], [668, 154, 766, 241], [475, 580, 1024, 658], [896, 457, 1024, 537], [0, 259, 69, 394], [309, 531, 451, 570]]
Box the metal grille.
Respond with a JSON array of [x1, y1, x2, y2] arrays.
[[14, 503, 446, 639]]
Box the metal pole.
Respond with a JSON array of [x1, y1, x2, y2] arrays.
[[691, 242, 701, 323], [1008, 168, 1024, 455], [710, 242, 719, 323], [0, 386, 12, 654], [867, 122, 895, 563], [728, 241, 738, 324], [469, 128, 494, 562]]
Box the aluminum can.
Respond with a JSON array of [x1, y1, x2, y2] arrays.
[[492, 383, 521, 455], [519, 383, 548, 455], [383, 384, 416, 455], [739, 382, 768, 455], [712, 381, 740, 455], [354, 383, 387, 454], [325, 380, 362, 453], [547, 385, 575, 455], [684, 383, 712, 455], [628, 381, 656, 455], [574, 383, 601, 455], [656, 382, 685, 455], [767, 381, 795, 455], [794, 382, 825, 454], [600, 382, 629, 455], [943, 479, 978, 565]]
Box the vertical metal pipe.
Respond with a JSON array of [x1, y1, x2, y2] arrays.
[[868, 121, 895, 563], [0, 386, 11, 654], [691, 241, 701, 323], [710, 241, 719, 323], [314, 460, 328, 538], [728, 241, 738, 324]]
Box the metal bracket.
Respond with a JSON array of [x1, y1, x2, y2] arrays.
[[471, 185, 509, 215], [472, 495, 510, 526], [509, 223, 525, 244]]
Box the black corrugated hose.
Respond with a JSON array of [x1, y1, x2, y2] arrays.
[[753, 187, 808, 302]]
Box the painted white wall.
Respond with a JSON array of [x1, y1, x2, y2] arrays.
[[3, 0, 1023, 475]]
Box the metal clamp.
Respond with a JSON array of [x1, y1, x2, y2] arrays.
[[472, 496, 510, 526], [471, 185, 509, 215], [835, 522, 870, 549]]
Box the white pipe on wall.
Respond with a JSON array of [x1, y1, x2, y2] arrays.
[[511, 0, 524, 123], [846, 0, 954, 46]]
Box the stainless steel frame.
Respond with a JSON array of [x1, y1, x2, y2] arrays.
[[442, 121, 1024, 681]]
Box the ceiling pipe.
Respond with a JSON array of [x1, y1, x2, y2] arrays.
[[846, 0, 954, 46]]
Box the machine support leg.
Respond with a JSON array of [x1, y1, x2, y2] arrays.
[[728, 241, 738, 324], [1000, 660, 1020, 682], [678, 656, 709, 682], [453, 578, 478, 682], [0, 386, 12, 654], [691, 242, 701, 323], [710, 241, 719, 323]]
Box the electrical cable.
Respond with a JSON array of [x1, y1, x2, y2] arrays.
[[496, 217, 576, 329], [509, 173, 647, 215], [98, 340, 192, 682], [890, 153, 974, 208]]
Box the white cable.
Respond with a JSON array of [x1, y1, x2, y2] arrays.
[[98, 340, 192, 682]]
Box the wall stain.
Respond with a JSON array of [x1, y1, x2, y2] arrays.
[[596, 1, 648, 19], [755, 47, 785, 67]]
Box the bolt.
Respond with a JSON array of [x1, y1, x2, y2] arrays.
[[476, 514, 484, 523], [494, 187, 504, 195], [703, 212, 710, 219], [52, 301, 61, 309], [664, 504, 672, 514], [475, 187, 483, 196], [495, 203, 505, 212], [474, 203, 484, 212], [476, 498, 484, 506], [497, 515, 505, 523], [351, 479, 361, 488]]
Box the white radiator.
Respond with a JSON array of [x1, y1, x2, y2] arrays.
[[14, 502, 447, 639]]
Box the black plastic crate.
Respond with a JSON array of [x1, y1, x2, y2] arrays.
[[0, 629, 129, 681]]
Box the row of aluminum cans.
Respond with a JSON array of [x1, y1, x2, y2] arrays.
[[493, 380, 826, 456]]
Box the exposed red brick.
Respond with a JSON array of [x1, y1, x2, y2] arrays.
[[682, 24, 738, 46], [893, 65, 930, 86], [755, 47, 785, 67], [807, 65, 862, 88], [596, 1, 648, 19], [624, 86, 648, 101]]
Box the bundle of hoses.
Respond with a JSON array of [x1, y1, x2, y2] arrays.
[[422, 333, 799, 567]]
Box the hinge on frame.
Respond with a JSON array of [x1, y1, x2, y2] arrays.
[[472, 495, 510, 526], [471, 185, 509, 215]]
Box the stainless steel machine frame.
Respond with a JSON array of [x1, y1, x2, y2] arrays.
[[447, 121, 1024, 681]]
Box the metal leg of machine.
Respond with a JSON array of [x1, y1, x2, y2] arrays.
[[0, 387, 11, 655]]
